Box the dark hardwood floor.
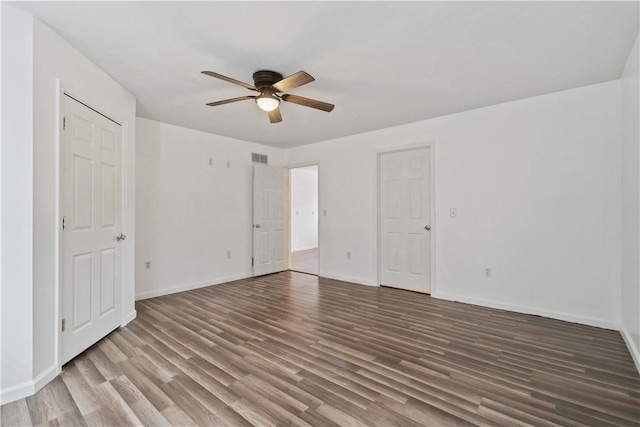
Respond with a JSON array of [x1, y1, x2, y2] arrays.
[[2, 271, 639, 426], [290, 249, 318, 276]]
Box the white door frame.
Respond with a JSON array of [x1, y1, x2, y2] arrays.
[[287, 162, 320, 274], [55, 81, 130, 372], [376, 142, 436, 293]]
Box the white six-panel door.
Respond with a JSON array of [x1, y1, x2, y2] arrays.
[[253, 164, 289, 276], [62, 95, 123, 364], [380, 148, 431, 293]]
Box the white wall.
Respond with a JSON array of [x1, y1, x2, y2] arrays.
[[286, 80, 622, 329], [32, 16, 137, 386], [290, 166, 318, 252], [1, 11, 137, 404], [1, 4, 34, 401], [135, 118, 284, 300], [621, 34, 640, 369]]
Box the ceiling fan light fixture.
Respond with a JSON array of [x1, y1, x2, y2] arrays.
[[255, 94, 280, 112], [203, 69, 334, 123]]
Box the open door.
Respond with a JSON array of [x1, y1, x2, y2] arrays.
[[253, 163, 289, 276]]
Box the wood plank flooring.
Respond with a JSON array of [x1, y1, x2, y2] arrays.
[[2, 271, 639, 426], [290, 249, 318, 276]]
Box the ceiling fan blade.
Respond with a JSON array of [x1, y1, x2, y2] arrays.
[[201, 71, 258, 91], [268, 107, 282, 123], [272, 71, 315, 93], [206, 96, 255, 107], [281, 94, 334, 112]]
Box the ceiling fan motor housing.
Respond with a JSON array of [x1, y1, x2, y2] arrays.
[[253, 70, 284, 90]]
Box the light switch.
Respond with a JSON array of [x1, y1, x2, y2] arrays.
[[450, 208, 457, 218]]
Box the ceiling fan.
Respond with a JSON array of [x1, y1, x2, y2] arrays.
[[201, 70, 334, 123]]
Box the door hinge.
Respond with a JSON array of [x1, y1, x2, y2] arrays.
[[62, 216, 66, 231], [63, 116, 66, 130], [61, 318, 66, 332], [251, 257, 254, 267]]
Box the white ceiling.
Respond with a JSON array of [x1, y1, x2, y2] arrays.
[[12, 1, 639, 148]]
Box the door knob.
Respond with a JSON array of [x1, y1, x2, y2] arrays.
[[115, 233, 126, 241], [255, 224, 261, 229], [424, 225, 431, 231]]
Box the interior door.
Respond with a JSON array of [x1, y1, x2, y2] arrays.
[[61, 95, 123, 364], [253, 163, 289, 276], [380, 148, 431, 293]]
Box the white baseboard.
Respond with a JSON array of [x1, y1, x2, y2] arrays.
[[1, 378, 34, 405], [33, 365, 60, 394], [620, 325, 640, 373], [432, 291, 619, 331], [135, 272, 253, 300], [122, 310, 137, 326], [319, 272, 377, 287], [292, 245, 318, 253], [1, 364, 59, 405]]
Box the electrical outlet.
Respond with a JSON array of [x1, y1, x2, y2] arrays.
[[145, 261, 151, 270], [226, 250, 231, 259], [484, 267, 492, 277], [450, 208, 457, 218], [347, 251, 352, 260]]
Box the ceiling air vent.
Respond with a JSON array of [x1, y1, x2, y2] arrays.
[[252, 153, 268, 164]]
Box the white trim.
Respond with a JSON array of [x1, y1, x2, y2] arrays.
[[54, 79, 63, 385], [1, 364, 59, 405], [376, 142, 436, 293], [135, 272, 253, 300], [287, 160, 320, 169], [291, 245, 318, 253], [1, 379, 33, 406], [319, 272, 377, 287], [432, 291, 620, 331], [120, 117, 134, 328], [33, 365, 60, 394], [122, 310, 137, 326], [621, 325, 640, 373]]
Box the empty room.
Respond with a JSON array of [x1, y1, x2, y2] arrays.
[[2, 1, 640, 426]]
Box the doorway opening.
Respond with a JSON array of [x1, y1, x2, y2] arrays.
[[289, 165, 319, 275]]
